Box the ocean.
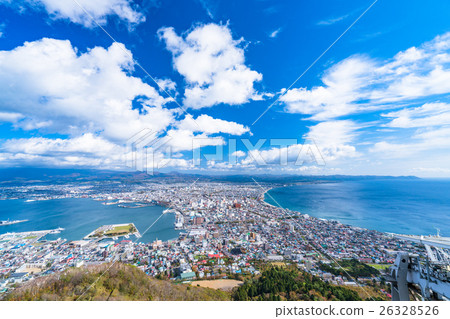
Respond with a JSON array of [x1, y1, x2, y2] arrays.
[[0, 198, 180, 242], [265, 178, 450, 236]]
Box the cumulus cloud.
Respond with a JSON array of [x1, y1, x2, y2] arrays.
[[3, 133, 118, 155], [0, 38, 174, 141], [155, 78, 177, 93], [0, 0, 145, 27], [148, 114, 251, 153], [305, 120, 360, 146], [304, 120, 360, 161], [0, 131, 224, 169], [164, 129, 225, 153], [177, 114, 249, 135], [0, 134, 124, 167], [0, 37, 258, 170], [158, 23, 263, 109]]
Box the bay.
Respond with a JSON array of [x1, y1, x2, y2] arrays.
[[0, 198, 180, 243], [265, 178, 450, 236]]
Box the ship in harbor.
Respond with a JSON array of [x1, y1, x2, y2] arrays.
[[0, 219, 29, 226]]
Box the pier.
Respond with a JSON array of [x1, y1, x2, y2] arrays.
[[84, 223, 141, 240]]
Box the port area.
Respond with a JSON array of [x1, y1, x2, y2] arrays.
[[84, 223, 141, 240], [162, 209, 184, 230], [0, 228, 64, 247]]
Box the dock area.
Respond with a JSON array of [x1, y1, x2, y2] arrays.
[[84, 223, 141, 240]]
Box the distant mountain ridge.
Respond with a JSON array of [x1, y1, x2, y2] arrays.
[[0, 167, 419, 185]]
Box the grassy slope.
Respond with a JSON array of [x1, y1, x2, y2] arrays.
[[5, 263, 230, 301]]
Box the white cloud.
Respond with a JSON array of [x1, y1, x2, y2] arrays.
[[371, 126, 450, 159], [413, 167, 450, 174], [0, 112, 24, 123], [0, 0, 145, 27], [164, 129, 225, 152], [414, 127, 450, 146], [155, 78, 177, 93], [2, 133, 118, 155], [317, 13, 350, 26], [281, 32, 450, 120], [155, 114, 251, 154], [158, 23, 263, 109], [305, 120, 360, 146], [0, 132, 216, 170], [0, 38, 174, 142], [269, 28, 282, 38], [0, 38, 257, 170], [0, 23, 5, 38], [0, 131, 225, 170], [368, 102, 450, 161], [277, 32, 450, 175], [231, 150, 246, 157], [383, 102, 450, 128], [281, 56, 375, 120], [0, 134, 124, 167], [197, 0, 218, 19], [304, 120, 360, 161], [177, 114, 249, 135]]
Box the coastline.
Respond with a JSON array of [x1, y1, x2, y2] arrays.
[[261, 186, 395, 242], [261, 187, 277, 209], [261, 180, 450, 236], [0, 198, 179, 243]]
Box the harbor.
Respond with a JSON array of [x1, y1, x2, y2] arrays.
[[0, 198, 179, 243], [84, 223, 141, 240]]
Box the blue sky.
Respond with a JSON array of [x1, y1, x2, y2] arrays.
[[0, 0, 450, 176]]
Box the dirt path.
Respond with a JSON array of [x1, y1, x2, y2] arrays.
[[191, 279, 243, 291]]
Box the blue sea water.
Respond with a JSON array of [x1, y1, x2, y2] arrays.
[[265, 179, 450, 236], [0, 198, 180, 243]]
